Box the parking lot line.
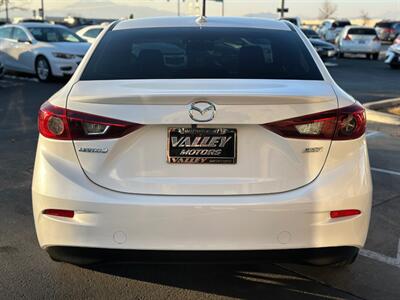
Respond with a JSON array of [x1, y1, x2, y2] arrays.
[[371, 167, 400, 176], [360, 239, 400, 269]]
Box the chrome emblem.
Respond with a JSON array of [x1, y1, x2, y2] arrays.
[[188, 101, 216, 122], [78, 147, 108, 153], [303, 147, 323, 153]]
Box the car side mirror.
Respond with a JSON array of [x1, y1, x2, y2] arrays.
[[17, 38, 31, 44]]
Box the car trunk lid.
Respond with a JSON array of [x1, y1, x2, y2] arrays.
[[67, 79, 338, 195]]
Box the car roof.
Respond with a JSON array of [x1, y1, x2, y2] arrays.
[[84, 24, 108, 30], [344, 25, 375, 30], [17, 22, 66, 29], [376, 20, 400, 24], [114, 16, 291, 31]]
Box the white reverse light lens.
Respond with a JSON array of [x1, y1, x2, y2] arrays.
[[295, 122, 323, 135], [82, 122, 109, 135]]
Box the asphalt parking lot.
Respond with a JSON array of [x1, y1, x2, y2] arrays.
[[0, 58, 399, 299]]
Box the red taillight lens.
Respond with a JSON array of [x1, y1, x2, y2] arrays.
[[344, 34, 352, 41], [38, 102, 71, 140], [43, 209, 74, 218], [330, 209, 361, 218], [38, 102, 143, 140], [334, 104, 366, 140], [261, 103, 366, 140]]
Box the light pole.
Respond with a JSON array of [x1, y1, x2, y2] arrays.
[[277, 0, 288, 18], [4, 0, 9, 23], [41, 0, 44, 19]]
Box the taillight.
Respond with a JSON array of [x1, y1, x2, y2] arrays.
[[261, 103, 366, 140], [38, 102, 143, 140], [344, 34, 352, 41], [38, 102, 71, 140]]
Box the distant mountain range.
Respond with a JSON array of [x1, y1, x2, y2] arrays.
[[48, 1, 174, 19], [245, 12, 278, 19]]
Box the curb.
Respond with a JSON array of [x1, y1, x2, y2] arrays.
[[364, 98, 400, 126]]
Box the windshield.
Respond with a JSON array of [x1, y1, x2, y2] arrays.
[[28, 27, 85, 43], [333, 21, 351, 28], [348, 28, 377, 35], [82, 27, 322, 81]]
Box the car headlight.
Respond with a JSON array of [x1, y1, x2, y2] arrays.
[[52, 52, 76, 59]]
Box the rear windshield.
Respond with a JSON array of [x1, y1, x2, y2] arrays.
[[348, 28, 376, 35], [333, 21, 351, 28], [81, 27, 323, 81]]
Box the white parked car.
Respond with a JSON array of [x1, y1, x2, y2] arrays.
[[385, 36, 400, 69], [0, 23, 90, 81], [76, 24, 108, 43], [32, 17, 372, 266], [337, 26, 381, 59], [318, 19, 351, 43]]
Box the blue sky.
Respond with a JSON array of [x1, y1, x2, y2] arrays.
[[10, 0, 400, 19]]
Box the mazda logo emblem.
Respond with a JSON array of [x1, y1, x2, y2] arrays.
[[188, 101, 216, 122]]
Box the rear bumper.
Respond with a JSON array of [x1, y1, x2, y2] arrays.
[[47, 246, 359, 265], [32, 136, 372, 252], [340, 43, 381, 54]]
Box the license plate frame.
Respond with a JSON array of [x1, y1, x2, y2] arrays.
[[167, 127, 237, 164]]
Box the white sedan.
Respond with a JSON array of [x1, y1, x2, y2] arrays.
[[32, 17, 372, 266], [337, 26, 381, 59], [76, 24, 108, 43], [0, 23, 90, 81]]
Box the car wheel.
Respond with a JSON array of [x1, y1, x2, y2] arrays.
[[373, 53, 379, 60], [35, 56, 53, 82], [339, 52, 345, 58]]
